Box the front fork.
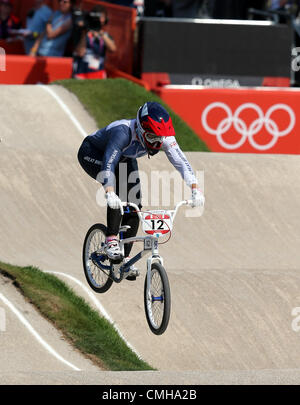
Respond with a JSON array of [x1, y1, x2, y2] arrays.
[[146, 238, 164, 297]]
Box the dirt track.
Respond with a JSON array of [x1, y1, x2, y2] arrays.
[[1, 85, 300, 384]]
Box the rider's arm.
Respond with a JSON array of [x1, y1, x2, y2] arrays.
[[162, 136, 198, 187], [163, 138, 204, 207]]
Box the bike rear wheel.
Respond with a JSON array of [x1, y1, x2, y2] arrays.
[[144, 262, 171, 335], [83, 223, 113, 293]]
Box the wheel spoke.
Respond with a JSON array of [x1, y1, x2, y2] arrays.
[[148, 269, 165, 329], [84, 226, 112, 291]]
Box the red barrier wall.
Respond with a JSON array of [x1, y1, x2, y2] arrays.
[[0, 55, 72, 84], [106, 62, 150, 91], [158, 87, 300, 154]]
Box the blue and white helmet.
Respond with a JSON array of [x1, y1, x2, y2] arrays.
[[136, 102, 175, 154]]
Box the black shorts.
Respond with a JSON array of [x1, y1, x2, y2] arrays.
[[77, 137, 142, 207]]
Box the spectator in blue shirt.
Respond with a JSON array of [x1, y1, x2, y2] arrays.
[[31, 0, 75, 57], [24, 0, 52, 55]]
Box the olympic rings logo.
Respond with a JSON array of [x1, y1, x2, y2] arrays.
[[201, 102, 296, 151]]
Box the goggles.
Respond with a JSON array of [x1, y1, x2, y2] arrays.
[[144, 132, 165, 144]]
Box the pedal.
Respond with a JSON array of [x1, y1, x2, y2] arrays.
[[123, 258, 140, 281], [110, 257, 123, 265], [124, 269, 139, 281], [125, 274, 137, 281]]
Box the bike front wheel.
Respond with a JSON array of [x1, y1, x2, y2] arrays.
[[144, 262, 171, 335], [83, 223, 113, 293]]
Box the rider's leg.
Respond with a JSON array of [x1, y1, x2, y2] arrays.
[[119, 158, 142, 258], [106, 206, 122, 237], [105, 164, 122, 242], [121, 210, 140, 257], [121, 209, 140, 280], [78, 141, 140, 261], [78, 139, 123, 259], [104, 162, 125, 259], [104, 207, 123, 259]]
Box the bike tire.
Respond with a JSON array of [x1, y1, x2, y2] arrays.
[[144, 262, 171, 335], [82, 223, 113, 293]]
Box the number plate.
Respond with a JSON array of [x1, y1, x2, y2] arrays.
[[142, 211, 172, 237]]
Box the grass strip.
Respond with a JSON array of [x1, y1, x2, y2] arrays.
[[0, 261, 154, 371], [54, 78, 209, 152]]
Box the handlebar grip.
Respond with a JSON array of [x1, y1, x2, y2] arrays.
[[120, 201, 140, 212]]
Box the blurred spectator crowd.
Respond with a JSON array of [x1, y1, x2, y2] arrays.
[[0, 0, 116, 78], [90, 0, 300, 19], [1, 0, 299, 52], [1, 0, 299, 79], [142, 0, 300, 20]]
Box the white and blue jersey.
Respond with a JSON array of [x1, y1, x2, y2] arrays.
[[78, 118, 197, 189]]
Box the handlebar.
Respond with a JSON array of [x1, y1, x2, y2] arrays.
[[119, 200, 194, 222]]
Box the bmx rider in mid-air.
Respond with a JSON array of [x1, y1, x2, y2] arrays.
[[78, 101, 205, 280]]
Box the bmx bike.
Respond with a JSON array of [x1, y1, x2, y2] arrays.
[[82, 200, 193, 335]]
